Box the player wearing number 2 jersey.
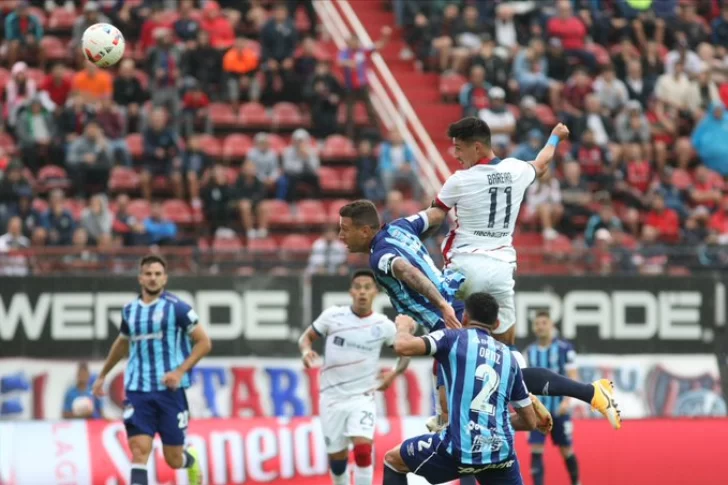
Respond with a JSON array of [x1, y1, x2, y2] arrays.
[[425, 117, 621, 430]]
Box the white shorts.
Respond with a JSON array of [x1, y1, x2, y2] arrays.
[[449, 253, 516, 334], [319, 395, 376, 453]]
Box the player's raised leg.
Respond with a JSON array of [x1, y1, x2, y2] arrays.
[[158, 389, 202, 484]]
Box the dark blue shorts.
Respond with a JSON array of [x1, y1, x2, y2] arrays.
[[528, 415, 574, 447], [400, 433, 523, 485], [123, 389, 189, 446]]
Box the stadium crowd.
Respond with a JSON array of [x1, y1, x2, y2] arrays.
[[1, 0, 728, 275]]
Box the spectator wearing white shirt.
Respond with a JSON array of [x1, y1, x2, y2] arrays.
[[248, 133, 281, 194], [655, 60, 697, 112], [593, 65, 629, 115], [478, 87, 515, 154], [282, 129, 320, 202], [525, 170, 562, 240], [0, 216, 30, 276], [664, 34, 703, 77], [306, 226, 348, 275]]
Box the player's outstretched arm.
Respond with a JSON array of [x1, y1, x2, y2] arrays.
[[419, 206, 448, 241], [298, 326, 321, 368], [92, 336, 130, 397], [510, 404, 538, 431], [531, 123, 570, 179], [391, 258, 461, 328], [392, 315, 428, 356]]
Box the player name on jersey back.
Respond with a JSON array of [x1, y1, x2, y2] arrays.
[[437, 157, 537, 263], [312, 306, 396, 401]]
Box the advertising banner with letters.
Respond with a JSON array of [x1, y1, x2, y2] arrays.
[[1, 356, 724, 421], [1, 417, 726, 485]]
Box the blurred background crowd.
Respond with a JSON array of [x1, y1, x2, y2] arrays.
[[2, 0, 728, 276]]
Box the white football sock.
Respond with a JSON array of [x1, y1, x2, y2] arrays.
[[354, 465, 373, 485]]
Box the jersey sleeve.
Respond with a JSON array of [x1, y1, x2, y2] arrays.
[[521, 160, 537, 187], [311, 307, 336, 337], [509, 364, 532, 408], [434, 173, 461, 212], [422, 329, 455, 358], [383, 319, 397, 347], [564, 342, 577, 371], [175, 300, 199, 334], [370, 243, 403, 278], [119, 307, 130, 338]]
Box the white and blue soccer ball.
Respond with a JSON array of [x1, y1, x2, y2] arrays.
[[82, 23, 126, 68]]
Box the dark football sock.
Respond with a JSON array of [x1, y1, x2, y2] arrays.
[[531, 452, 544, 485], [522, 367, 594, 404], [383, 465, 408, 485], [182, 450, 196, 469], [459, 475, 477, 485], [130, 464, 148, 485], [564, 454, 580, 484]]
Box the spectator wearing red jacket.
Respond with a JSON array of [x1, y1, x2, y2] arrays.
[[182, 82, 212, 138], [644, 194, 680, 241], [200, 1, 235, 50], [709, 197, 728, 235], [547, 0, 596, 73], [40, 64, 72, 110], [138, 9, 173, 53]]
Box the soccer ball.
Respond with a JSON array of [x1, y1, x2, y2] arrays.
[[82, 23, 125, 68], [71, 395, 95, 417]]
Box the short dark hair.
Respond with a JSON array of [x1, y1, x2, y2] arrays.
[[339, 200, 380, 229], [351, 269, 376, 285], [447, 117, 491, 146], [534, 310, 551, 320], [465, 292, 500, 327], [139, 254, 167, 271]]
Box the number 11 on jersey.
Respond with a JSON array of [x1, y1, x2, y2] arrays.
[[487, 187, 513, 229]]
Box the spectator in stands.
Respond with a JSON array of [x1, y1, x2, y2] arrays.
[[235, 160, 268, 239], [80, 194, 112, 247], [43, 189, 75, 246], [306, 225, 348, 275], [62, 227, 100, 267], [0, 215, 31, 276], [182, 81, 212, 138], [72, 62, 113, 103], [431, 3, 460, 72], [472, 35, 509, 90], [355, 139, 385, 203], [112, 193, 146, 246], [306, 61, 341, 139], [616, 143, 651, 209], [296, 37, 320, 81], [712, 4, 728, 47], [5, 61, 38, 129], [138, 7, 169, 54], [459, 65, 490, 117], [526, 169, 562, 240], [665, 32, 702, 77], [560, 162, 593, 238], [692, 64, 720, 114], [40, 64, 72, 110], [512, 38, 550, 100], [0, 160, 32, 221], [573, 94, 614, 149], [113, 59, 146, 133], [248, 133, 281, 195], [654, 60, 696, 113], [562, 67, 594, 119], [515, 96, 545, 142], [511, 129, 543, 162], [646, 98, 678, 169], [141, 108, 183, 201], [181, 30, 223, 100], [200, 0, 235, 50], [404, 12, 432, 71], [71, 2, 110, 55], [570, 128, 613, 190], [95, 98, 131, 166], [260, 56, 301, 105], [67, 120, 113, 196], [147, 28, 182, 122], [615, 100, 651, 146], [3, 1, 44, 68], [58, 94, 93, 146], [547, 0, 595, 73], [288, 0, 317, 35], [690, 165, 723, 211], [633, 225, 668, 275], [282, 128, 320, 202], [338, 27, 391, 137], [16, 97, 57, 172], [709, 197, 728, 237], [223, 36, 260, 110], [478, 87, 515, 155], [181, 135, 206, 206], [450, 5, 490, 73], [545, 38, 569, 86], [381, 189, 405, 224], [144, 201, 177, 246], [202, 164, 236, 235], [261, 4, 298, 65], [624, 60, 654, 109], [62, 363, 102, 420], [644, 194, 680, 241], [692, 103, 728, 176], [13, 190, 42, 239], [585, 202, 623, 247], [594, 65, 628, 116], [174, 0, 201, 44], [651, 168, 688, 220], [378, 129, 420, 199]]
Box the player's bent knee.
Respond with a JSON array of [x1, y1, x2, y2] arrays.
[[162, 446, 185, 469], [383, 447, 408, 473], [353, 442, 372, 467], [329, 458, 348, 476], [128, 436, 153, 463]]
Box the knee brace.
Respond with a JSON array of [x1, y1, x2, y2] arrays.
[[353, 443, 373, 467], [329, 459, 348, 476]]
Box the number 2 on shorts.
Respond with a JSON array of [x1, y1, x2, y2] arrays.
[[470, 364, 500, 415]]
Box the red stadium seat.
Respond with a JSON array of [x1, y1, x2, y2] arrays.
[[585, 43, 611, 65], [297, 199, 327, 225], [127, 199, 151, 221], [126, 134, 144, 159], [198, 135, 222, 159], [209, 103, 238, 128], [439, 73, 467, 100], [25, 68, 45, 86], [337, 102, 370, 127], [247, 237, 279, 254], [280, 234, 313, 253], [327, 199, 351, 223], [544, 235, 572, 256], [212, 236, 243, 251], [671, 168, 693, 190], [0, 133, 17, 155], [48, 8, 75, 30], [239, 102, 271, 129], [222, 134, 253, 161], [321, 135, 356, 162], [263, 200, 293, 226], [27, 7, 47, 26], [534, 104, 557, 127], [318, 166, 341, 193], [109, 166, 141, 193], [37, 165, 70, 191], [266, 133, 287, 154], [40, 36, 67, 62], [64, 199, 86, 220], [339, 167, 357, 192], [271, 102, 303, 130], [162, 199, 193, 224], [0, 69, 10, 89]]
